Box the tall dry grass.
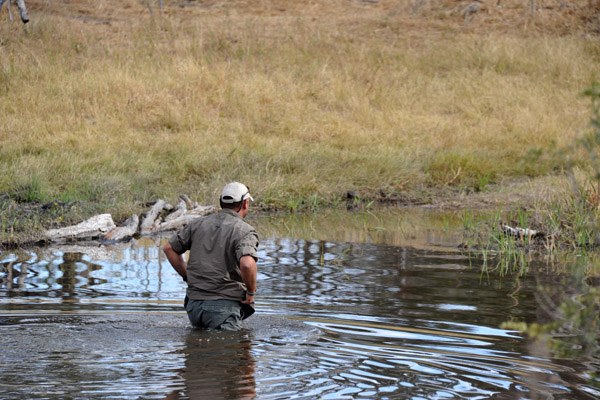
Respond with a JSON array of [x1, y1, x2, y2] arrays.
[[0, 0, 599, 219]]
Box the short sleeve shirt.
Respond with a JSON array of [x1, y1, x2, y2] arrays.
[[168, 209, 259, 301]]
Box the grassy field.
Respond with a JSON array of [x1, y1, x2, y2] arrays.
[[1, 0, 600, 241]]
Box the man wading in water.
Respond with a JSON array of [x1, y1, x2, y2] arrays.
[[163, 182, 259, 331]]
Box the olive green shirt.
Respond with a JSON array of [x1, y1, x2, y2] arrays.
[[168, 209, 259, 302]]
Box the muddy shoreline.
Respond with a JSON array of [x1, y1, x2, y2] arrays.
[[0, 177, 552, 250]]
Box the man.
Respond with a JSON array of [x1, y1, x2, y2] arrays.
[[163, 182, 259, 331]]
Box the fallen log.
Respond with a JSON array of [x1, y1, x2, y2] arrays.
[[187, 205, 218, 216], [156, 214, 202, 233], [45, 214, 116, 242], [155, 205, 218, 233], [180, 194, 197, 209], [164, 198, 187, 223], [103, 214, 139, 243], [140, 199, 166, 235], [42, 195, 217, 245], [502, 225, 544, 240], [140, 198, 217, 235]]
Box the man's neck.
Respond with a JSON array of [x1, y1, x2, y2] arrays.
[[221, 208, 244, 218]]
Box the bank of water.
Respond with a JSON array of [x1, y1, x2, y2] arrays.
[[1, 208, 598, 399]]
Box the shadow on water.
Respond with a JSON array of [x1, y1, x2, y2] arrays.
[[1, 208, 599, 399]]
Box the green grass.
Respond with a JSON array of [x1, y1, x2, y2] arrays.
[[1, 2, 599, 241]]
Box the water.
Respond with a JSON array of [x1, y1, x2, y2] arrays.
[[1, 209, 599, 399]]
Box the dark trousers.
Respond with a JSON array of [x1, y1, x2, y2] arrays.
[[185, 298, 243, 331]]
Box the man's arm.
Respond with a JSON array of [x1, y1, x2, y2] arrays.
[[240, 255, 257, 304], [163, 242, 187, 282]]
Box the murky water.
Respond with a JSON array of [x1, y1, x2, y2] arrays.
[[1, 209, 599, 399]]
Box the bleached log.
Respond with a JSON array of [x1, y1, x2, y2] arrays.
[[156, 205, 218, 232], [187, 205, 218, 216], [103, 214, 139, 243], [45, 214, 116, 241], [164, 199, 187, 223], [38, 195, 216, 244], [502, 225, 544, 239], [140, 199, 166, 235], [156, 214, 202, 232], [180, 194, 197, 209]]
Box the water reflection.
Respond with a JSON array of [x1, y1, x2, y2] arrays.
[[1, 209, 599, 398], [2, 259, 27, 291], [165, 331, 256, 400]]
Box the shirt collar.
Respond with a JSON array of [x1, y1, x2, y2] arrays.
[[220, 208, 243, 219]]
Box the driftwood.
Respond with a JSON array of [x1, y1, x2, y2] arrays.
[[142, 195, 217, 234], [45, 214, 116, 241], [44, 195, 217, 243], [140, 199, 167, 235], [164, 198, 187, 223], [103, 214, 139, 243], [180, 194, 197, 208], [502, 225, 544, 240], [155, 205, 217, 232], [0, 0, 29, 23]]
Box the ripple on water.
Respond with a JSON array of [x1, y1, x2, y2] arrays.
[[1, 231, 599, 399]]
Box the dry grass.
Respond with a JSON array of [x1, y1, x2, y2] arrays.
[[1, 0, 599, 226]]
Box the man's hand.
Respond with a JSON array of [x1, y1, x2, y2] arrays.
[[242, 293, 254, 304]]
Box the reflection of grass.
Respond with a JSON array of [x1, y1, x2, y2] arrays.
[[501, 254, 600, 367], [319, 242, 351, 280], [252, 207, 467, 246]]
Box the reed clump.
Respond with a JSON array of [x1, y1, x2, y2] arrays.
[[1, 0, 599, 243], [475, 83, 600, 363]]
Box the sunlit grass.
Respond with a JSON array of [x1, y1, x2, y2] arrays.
[[1, 1, 598, 223]]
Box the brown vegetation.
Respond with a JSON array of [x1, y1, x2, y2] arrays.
[[1, 0, 599, 244], [22, 0, 600, 34]]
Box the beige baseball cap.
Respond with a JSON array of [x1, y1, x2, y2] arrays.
[[220, 182, 253, 203]]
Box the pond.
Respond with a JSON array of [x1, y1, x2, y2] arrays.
[[1, 208, 598, 399]]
